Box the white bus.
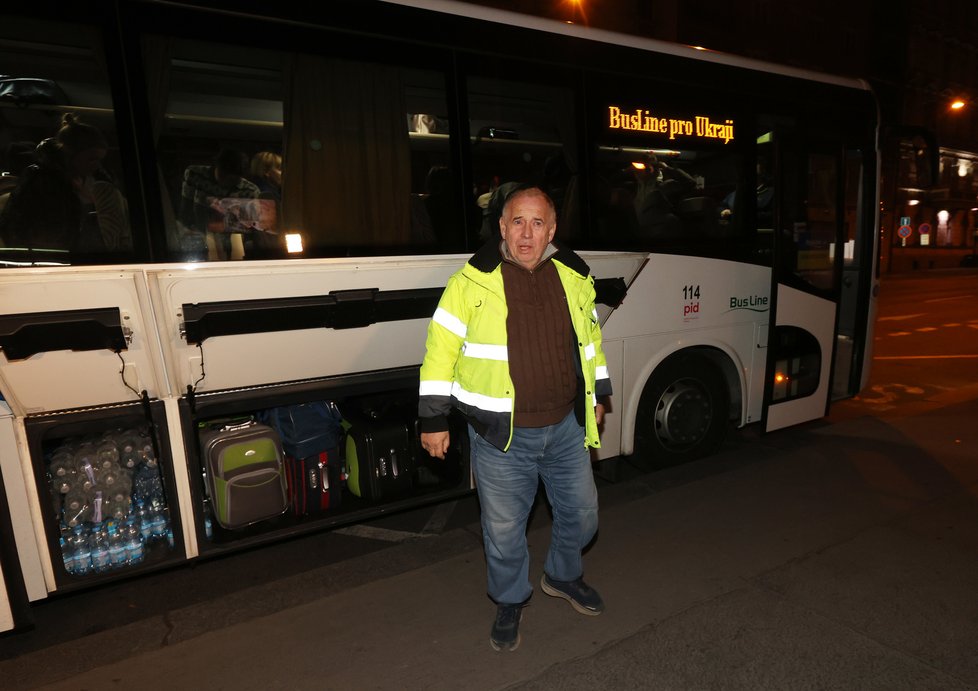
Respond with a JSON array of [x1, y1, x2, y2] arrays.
[[0, 0, 926, 633]]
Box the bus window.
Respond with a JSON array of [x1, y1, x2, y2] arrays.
[[466, 76, 580, 244], [146, 37, 284, 261], [145, 37, 454, 261], [781, 148, 840, 292], [0, 15, 132, 266], [590, 144, 742, 256]]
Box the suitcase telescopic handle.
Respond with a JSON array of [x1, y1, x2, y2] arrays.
[[223, 420, 255, 432]]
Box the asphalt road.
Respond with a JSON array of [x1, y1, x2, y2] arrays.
[[833, 269, 978, 420]]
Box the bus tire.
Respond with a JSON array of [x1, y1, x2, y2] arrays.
[[634, 352, 729, 465]]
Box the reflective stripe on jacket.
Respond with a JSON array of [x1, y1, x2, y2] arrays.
[[419, 240, 611, 452]]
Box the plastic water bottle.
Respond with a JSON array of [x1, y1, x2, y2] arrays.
[[133, 463, 164, 505], [95, 439, 120, 471], [49, 451, 76, 494], [91, 489, 105, 525], [75, 456, 98, 494], [106, 520, 127, 569], [135, 501, 153, 542], [63, 490, 90, 529], [137, 434, 157, 467], [60, 532, 74, 575], [149, 499, 168, 541], [107, 474, 133, 515], [117, 431, 140, 470], [88, 523, 111, 573], [123, 516, 144, 565], [70, 525, 91, 576]]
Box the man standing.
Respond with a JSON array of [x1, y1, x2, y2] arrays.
[[419, 185, 611, 652]]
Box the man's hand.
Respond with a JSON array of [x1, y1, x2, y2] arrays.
[[421, 431, 450, 459], [595, 402, 606, 426]]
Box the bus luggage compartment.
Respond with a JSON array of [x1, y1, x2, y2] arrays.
[[181, 368, 470, 556], [23, 400, 186, 592]]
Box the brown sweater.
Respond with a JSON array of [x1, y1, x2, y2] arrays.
[[501, 259, 578, 428]]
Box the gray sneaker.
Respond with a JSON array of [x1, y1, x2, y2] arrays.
[[490, 603, 523, 651], [540, 574, 604, 615]]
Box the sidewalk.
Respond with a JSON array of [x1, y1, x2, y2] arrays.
[[8, 396, 978, 690]]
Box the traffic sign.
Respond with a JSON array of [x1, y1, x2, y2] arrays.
[[897, 225, 912, 238], [919, 223, 931, 235], [900, 216, 911, 227]]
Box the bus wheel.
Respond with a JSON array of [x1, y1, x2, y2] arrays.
[[635, 352, 729, 465]]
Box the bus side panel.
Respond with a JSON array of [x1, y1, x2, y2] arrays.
[[600, 255, 770, 455], [0, 269, 167, 416], [164, 396, 199, 559], [600, 255, 771, 343], [593, 337, 623, 461], [148, 258, 468, 395], [0, 406, 48, 602]]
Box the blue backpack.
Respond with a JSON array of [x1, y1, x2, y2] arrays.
[[260, 401, 343, 459]]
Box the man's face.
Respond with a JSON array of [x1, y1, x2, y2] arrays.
[[499, 190, 556, 270]]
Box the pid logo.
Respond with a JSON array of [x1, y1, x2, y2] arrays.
[[683, 284, 700, 321]]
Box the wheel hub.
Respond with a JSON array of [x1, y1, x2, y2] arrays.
[[653, 380, 713, 447]]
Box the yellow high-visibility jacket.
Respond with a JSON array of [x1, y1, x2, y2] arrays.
[[419, 240, 611, 451]]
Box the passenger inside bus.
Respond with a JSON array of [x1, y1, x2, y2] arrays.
[[631, 152, 697, 239], [244, 151, 284, 259], [0, 113, 129, 254], [720, 162, 775, 228], [248, 151, 282, 200], [477, 180, 520, 242], [178, 148, 260, 261]]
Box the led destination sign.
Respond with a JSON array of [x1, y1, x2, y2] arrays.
[[607, 106, 735, 144]]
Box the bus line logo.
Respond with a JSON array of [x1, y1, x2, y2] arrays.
[[728, 295, 769, 312]]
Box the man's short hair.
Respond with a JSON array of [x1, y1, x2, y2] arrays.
[[501, 184, 556, 218]]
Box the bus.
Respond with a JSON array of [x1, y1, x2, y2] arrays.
[[0, 0, 926, 633]]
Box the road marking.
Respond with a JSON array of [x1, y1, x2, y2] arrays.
[[915, 327, 938, 332], [889, 331, 912, 336], [422, 500, 457, 535], [944, 323, 962, 327], [877, 313, 925, 321], [856, 383, 926, 407], [334, 525, 430, 542], [874, 354, 978, 360]]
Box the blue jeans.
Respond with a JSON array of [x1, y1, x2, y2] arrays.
[[469, 410, 599, 605]]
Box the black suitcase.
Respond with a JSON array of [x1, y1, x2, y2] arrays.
[[345, 415, 414, 501]]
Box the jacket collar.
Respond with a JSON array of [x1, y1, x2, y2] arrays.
[[467, 237, 591, 278]]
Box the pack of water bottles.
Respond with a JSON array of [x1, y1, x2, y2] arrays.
[[47, 426, 174, 577]]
